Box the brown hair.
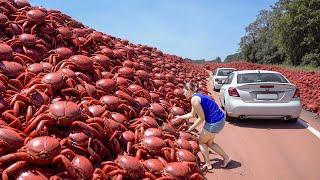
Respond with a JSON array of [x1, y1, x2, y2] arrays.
[[184, 82, 198, 92]]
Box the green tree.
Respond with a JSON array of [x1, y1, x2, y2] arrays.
[[273, 0, 320, 66], [240, 10, 277, 63], [227, 0, 320, 67], [215, 57, 222, 63], [224, 52, 243, 62]]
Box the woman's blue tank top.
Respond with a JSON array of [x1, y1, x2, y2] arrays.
[[193, 93, 225, 123]]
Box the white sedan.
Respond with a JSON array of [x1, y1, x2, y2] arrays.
[[219, 70, 302, 123], [211, 68, 236, 91]]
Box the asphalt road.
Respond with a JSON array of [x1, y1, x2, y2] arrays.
[[201, 78, 320, 180]]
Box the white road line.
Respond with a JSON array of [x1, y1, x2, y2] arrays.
[[298, 119, 320, 139]]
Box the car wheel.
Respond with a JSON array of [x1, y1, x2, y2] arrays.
[[286, 118, 298, 123], [225, 113, 235, 122], [220, 100, 225, 110], [213, 86, 217, 92]]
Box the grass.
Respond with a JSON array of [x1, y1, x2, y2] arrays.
[[277, 64, 320, 72]]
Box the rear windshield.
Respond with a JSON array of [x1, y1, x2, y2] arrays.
[[217, 69, 234, 76], [237, 73, 288, 84]]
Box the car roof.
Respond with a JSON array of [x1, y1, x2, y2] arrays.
[[235, 70, 281, 74], [216, 68, 236, 70]]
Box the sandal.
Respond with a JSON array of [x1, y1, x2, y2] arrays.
[[221, 157, 232, 168], [201, 163, 213, 171]]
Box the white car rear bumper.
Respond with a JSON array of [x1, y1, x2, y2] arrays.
[[226, 98, 302, 119]]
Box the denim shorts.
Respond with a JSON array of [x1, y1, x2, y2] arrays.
[[203, 118, 225, 133]]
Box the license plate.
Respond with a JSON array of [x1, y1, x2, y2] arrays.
[[256, 93, 278, 100]]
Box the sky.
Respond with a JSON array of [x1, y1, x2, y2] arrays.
[[30, 0, 277, 61]]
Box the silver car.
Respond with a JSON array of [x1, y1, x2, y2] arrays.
[[219, 70, 302, 123], [211, 68, 236, 91]]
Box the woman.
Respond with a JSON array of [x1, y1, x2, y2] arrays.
[[175, 82, 231, 170]]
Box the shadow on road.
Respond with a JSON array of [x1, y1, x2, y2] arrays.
[[210, 158, 242, 170], [228, 118, 306, 129]]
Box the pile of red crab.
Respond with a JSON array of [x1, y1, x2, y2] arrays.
[[204, 62, 320, 116], [0, 1, 210, 179]]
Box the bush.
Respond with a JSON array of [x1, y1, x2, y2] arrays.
[[302, 53, 320, 67]]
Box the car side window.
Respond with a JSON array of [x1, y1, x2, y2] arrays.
[[212, 69, 217, 76], [225, 73, 234, 84]]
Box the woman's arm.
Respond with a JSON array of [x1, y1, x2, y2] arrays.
[[172, 105, 196, 127], [176, 107, 196, 119], [177, 113, 193, 119]]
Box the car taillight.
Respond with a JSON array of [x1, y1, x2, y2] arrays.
[[215, 78, 219, 82], [293, 88, 300, 98], [228, 87, 240, 97]]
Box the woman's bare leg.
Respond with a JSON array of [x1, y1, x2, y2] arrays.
[[199, 130, 213, 168], [207, 137, 231, 167], [199, 143, 210, 165]]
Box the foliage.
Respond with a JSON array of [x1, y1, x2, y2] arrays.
[[224, 52, 243, 62], [186, 57, 222, 64], [236, 0, 320, 67], [215, 57, 222, 63]]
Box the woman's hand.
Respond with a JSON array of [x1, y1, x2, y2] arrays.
[[172, 116, 185, 127]]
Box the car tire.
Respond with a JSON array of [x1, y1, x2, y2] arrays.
[[220, 99, 225, 110], [286, 118, 298, 123], [225, 113, 235, 122]]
